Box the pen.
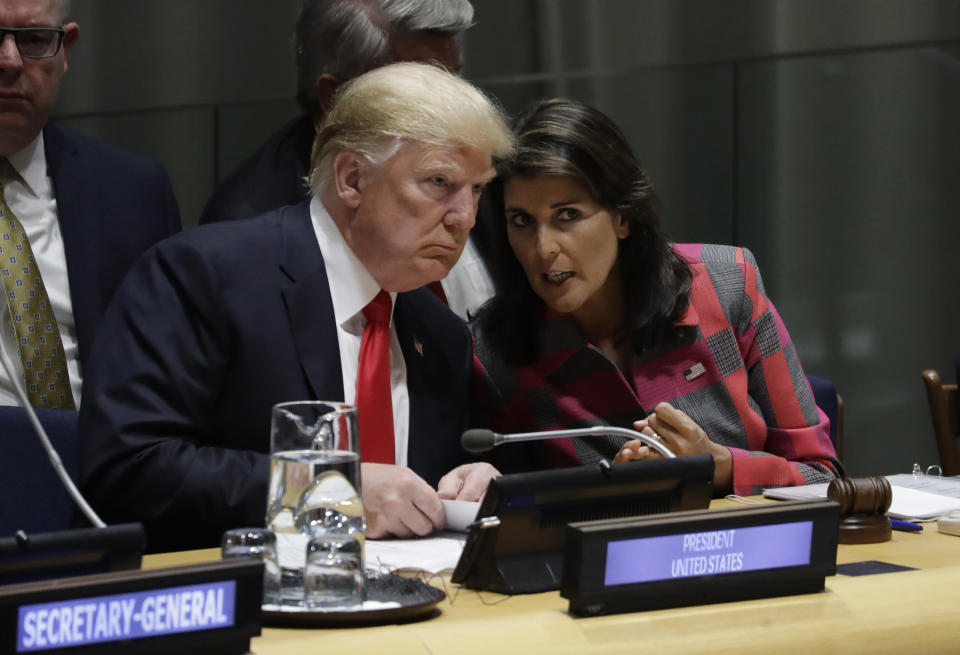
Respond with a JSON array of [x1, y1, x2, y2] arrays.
[[890, 518, 923, 533]]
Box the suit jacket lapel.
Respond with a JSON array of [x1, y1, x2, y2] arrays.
[[394, 291, 434, 473], [43, 124, 104, 355], [393, 289, 471, 484], [277, 203, 344, 402]]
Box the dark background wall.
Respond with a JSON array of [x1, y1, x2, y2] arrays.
[[53, 0, 960, 478]]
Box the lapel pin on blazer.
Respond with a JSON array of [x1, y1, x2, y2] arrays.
[[414, 338, 424, 357], [683, 362, 706, 381]]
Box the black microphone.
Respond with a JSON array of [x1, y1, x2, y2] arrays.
[[462, 426, 676, 458]]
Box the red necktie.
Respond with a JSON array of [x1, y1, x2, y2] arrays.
[[356, 290, 395, 464]]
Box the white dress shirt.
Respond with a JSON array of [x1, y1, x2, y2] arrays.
[[309, 195, 410, 466], [440, 236, 495, 320], [0, 133, 81, 407]]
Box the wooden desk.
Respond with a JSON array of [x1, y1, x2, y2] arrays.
[[145, 505, 960, 655]]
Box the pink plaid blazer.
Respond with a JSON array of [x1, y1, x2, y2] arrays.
[[471, 243, 838, 495]]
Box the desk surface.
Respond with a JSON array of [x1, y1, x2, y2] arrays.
[[145, 501, 960, 655]]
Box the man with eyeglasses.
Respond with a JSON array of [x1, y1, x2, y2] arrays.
[[0, 0, 180, 410]]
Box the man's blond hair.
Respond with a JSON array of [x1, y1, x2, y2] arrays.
[[308, 62, 513, 194]]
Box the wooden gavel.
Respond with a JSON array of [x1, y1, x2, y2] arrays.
[[827, 476, 893, 544]]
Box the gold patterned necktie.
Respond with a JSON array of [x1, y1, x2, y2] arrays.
[[0, 161, 74, 409]]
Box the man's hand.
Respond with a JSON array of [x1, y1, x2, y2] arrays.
[[437, 462, 501, 501], [361, 463, 445, 538]]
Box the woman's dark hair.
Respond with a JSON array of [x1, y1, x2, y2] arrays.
[[477, 98, 691, 365]]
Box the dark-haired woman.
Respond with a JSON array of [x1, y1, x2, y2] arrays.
[[471, 98, 839, 495]]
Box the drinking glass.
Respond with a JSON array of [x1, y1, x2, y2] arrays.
[[304, 533, 364, 608], [266, 401, 364, 607], [221, 527, 282, 605]]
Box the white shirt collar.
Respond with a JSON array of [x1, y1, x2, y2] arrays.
[[6, 132, 47, 197], [309, 194, 396, 331]]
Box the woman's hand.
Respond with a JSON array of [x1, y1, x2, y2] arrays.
[[613, 402, 733, 493]]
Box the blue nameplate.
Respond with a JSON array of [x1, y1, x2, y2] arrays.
[[17, 580, 235, 651], [561, 500, 840, 616], [0, 559, 262, 654]]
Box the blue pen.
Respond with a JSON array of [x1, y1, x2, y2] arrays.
[[890, 518, 923, 533]]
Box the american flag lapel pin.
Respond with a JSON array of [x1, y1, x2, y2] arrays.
[[414, 338, 424, 357], [683, 362, 705, 381]]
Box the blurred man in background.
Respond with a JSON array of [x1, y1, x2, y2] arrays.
[[201, 0, 496, 319]]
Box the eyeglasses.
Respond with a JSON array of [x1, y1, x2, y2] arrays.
[[0, 27, 65, 60]]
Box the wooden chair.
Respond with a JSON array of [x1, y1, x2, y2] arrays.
[[921, 369, 959, 476]]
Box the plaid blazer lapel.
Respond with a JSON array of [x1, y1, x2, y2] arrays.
[[533, 313, 644, 428], [530, 313, 584, 377]]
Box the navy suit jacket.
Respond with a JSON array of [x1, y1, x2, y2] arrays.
[[79, 202, 474, 552], [44, 122, 181, 366], [200, 115, 314, 226]]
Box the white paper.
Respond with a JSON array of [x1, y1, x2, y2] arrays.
[[883, 487, 960, 520], [365, 532, 466, 574], [441, 499, 480, 532], [276, 531, 309, 569], [763, 478, 960, 520], [278, 531, 466, 575], [761, 483, 831, 503], [884, 474, 960, 499]]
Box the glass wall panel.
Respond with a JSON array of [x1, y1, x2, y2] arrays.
[[60, 109, 216, 227], [214, 100, 301, 184], [738, 45, 960, 475], [60, 0, 299, 114]]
